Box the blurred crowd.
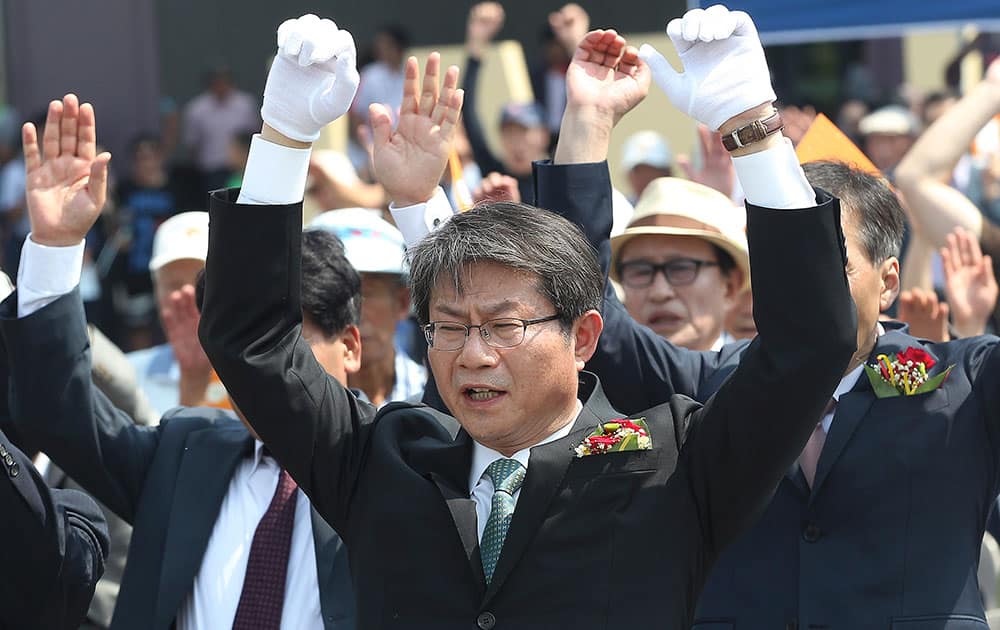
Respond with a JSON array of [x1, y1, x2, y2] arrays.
[[8, 0, 1000, 627], [0, 3, 997, 416]]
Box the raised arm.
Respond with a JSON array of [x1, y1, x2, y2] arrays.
[[536, 29, 744, 411], [199, 16, 464, 531], [461, 2, 506, 177], [894, 58, 1000, 246], [641, 6, 855, 552], [0, 95, 160, 522]]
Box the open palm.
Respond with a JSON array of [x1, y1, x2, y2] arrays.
[[372, 53, 464, 207], [942, 227, 998, 336], [566, 30, 650, 124], [23, 94, 110, 247]]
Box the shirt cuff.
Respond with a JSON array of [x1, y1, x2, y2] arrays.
[[390, 187, 456, 248], [236, 134, 312, 205], [16, 235, 85, 317], [732, 137, 815, 209]]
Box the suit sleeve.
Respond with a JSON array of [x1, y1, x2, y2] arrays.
[[0, 429, 109, 630], [461, 56, 505, 177], [678, 191, 856, 556], [0, 290, 160, 523], [964, 336, 1000, 489], [531, 159, 744, 411], [199, 189, 378, 536]]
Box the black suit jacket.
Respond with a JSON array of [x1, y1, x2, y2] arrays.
[[0, 292, 355, 630], [198, 184, 855, 629], [692, 324, 1000, 629], [0, 329, 109, 630], [0, 429, 109, 630], [528, 159, 1000, 627]]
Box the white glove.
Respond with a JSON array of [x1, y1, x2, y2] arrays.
[[639, 5, 776, 131], [260, 14, 360, 142]]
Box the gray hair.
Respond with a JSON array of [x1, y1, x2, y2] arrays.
[[408, 202, 603, 330], [803, 161, 905, 264]]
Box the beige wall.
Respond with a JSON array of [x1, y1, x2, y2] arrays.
[[410, 34, 699, 199], [903, 30, 964, 93], [317, 34, 700, 199]]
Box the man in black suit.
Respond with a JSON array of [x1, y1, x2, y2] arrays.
[[1, 96, 359, 629], [0, 303, 109, 630], [515, 35, 1000, 628], [0, 428, 109, 630], [195, 10, 854, 629], [0, 269, 108, 630]]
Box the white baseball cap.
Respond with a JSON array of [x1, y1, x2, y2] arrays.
[[859, 105, 920, 137], [307, 207, 407, 275], [149, 211, 209, 272], [621, 131, 673, 173]]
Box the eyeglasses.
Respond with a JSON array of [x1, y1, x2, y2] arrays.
[[423, 314, 561, 351], [617, 258, 719, 288]]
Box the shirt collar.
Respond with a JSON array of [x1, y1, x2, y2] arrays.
[[249, 439, 275, 475], [468, 399, 582, 494], [822, 323, 885, 432], [709, 333, 729, 352]]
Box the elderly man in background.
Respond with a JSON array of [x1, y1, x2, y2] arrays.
[[859, 104, 920, 177], [309, 208, 426, 405], [612, 177, 748, 351], [126, 211, 230, 414]]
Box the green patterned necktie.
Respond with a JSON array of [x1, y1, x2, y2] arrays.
[[480, 458, 527, 584]]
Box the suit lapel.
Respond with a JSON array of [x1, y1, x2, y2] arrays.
[[809, 327, 922, 498], [410, 426, 486, 594], [808, 387, 875, 498], [154, 424, 251, 627], [483, 373, 616, 605], [784, 461, 809, 497]]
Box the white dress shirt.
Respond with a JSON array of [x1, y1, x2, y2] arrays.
[[820, 324, 884, 434], [177, 441, 322, 630], [822, 362, 865, 434], [468, 400, 582, 542]]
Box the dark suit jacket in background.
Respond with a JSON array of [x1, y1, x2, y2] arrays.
[[530, 159, 1000, 627], [692, 325, 1000, 629], [198, 183, 854, 629], [0, 429, 108, 630], [1, 292, 355, 630]]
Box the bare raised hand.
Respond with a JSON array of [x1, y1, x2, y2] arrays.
[[23, 94, 111, 247], [473, 172, 521, 205], [566, 30, 650, 123], [941, 226, 998, 337], [161, 283, 211, 375], [897, 287, 950, 343], [555, 30, 650, 164], [676, 124, 736, 199], [371, 53, 464, 207]]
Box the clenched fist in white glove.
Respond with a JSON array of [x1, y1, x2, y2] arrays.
[[639, 5, 775, 131], [261, 14, 360, 143]]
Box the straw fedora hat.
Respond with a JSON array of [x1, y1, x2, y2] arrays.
[[610, 177, 749, 290]]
